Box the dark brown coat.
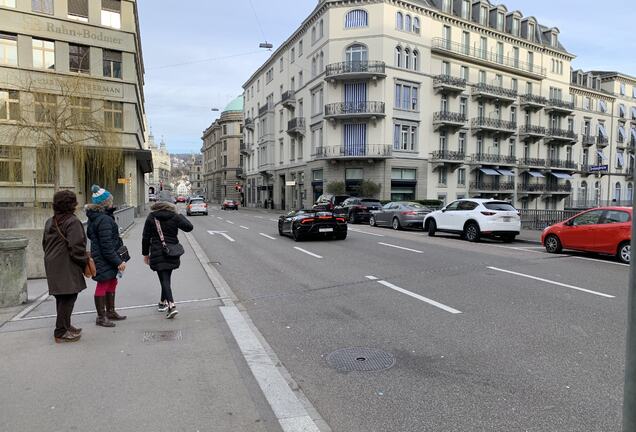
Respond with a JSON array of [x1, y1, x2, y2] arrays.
[[42, 215, 88, 295]]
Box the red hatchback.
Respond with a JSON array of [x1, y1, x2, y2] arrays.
[[541, 207, 632, 263]]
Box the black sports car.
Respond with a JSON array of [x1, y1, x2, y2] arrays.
[[278, 210, 348, 241]]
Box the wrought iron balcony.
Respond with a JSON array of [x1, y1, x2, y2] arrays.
[[471, 117, 517, 134], [472, 153, 517, 165], [287, 117, 306, 135], [433, 111, 467, 129], [519, 124, 547, 139], [579, 164, 608, 175], [430, 150, 466, 162], [471, 83, 518, 103], [519, 94, 547, 110], [519, 158, 546, 167], [244, 117, 254, 130], [546, 183, 573, 193], [545, 98, 575, 115], [312, 144, 392, 160], [433, 75, 467, 93], [325, 61, 386, 81], [545, 128, 577, 143], [581, 135, 596, 147], [431, 38, 546, 78], [547, 159, 577, 170], [324, 101, 385, 120], [518, 183, 546, 193], [597, 136, 609, 148], [240, 142, 250, 155], [258, 103, 274, 116], [469, 181, 515, 192], [235, 168, 245, 179], [281, 90, 296, 108]]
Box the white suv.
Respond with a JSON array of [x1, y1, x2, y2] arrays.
[[423, 199, 521, 242]]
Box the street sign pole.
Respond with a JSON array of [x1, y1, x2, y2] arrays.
[[623, 169, 636, 431]]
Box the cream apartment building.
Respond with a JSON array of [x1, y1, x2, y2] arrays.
[[0, 0, 150, 209], [147, 131, 170, 193], [242, 0, 636, 210]]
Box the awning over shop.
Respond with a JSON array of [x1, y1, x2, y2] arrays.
[[551, 172, 573, 180], [479, 168, 501, 176], [496, 169, 515, 177], [528, 171, 545, 178]]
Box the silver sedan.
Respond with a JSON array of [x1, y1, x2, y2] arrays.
[[369, 202, 432, 230]]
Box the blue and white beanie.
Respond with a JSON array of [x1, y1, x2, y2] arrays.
[[91, 184, 112, 205]]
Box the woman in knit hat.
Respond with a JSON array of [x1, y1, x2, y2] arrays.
[[86, 184, 127, 327]]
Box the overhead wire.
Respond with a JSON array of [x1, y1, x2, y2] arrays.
[[148, 50, 266, 71]]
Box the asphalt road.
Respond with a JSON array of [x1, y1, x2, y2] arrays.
[[189, 206, 629, 432]]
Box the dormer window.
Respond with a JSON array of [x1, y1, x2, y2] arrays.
[[480, 6, 488, 25], [528, 22, 535, 41], [620, 83, 626, 96], [512, 18, 520, 36], [551, 33, 558, 47], [442, 0, 451, 13], [461, 0, 470, 19], [497, 12, 504, 31]]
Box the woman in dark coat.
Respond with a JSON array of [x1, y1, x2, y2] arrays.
[[42, 190, 87, 343], [142, 199, 193, 318], [86, 185, 126, 327]]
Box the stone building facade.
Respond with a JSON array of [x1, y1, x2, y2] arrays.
[[147, 132, 171, 193], [242, 0, 636, 210]]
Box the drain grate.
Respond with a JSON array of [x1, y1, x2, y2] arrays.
[[143, 330, 183, 343], [326, 347, 395, 372]]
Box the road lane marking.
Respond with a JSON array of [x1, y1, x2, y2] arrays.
[[294, 247, 323, 259], [377, 280, 462, 314], [484, 244, 545, 254], [240, 226, 250, 230], [365, 275, 379, 280], [259, 233, 276, 240], [349, 228, 385, 237], [10, 291, 50, 322], [217, 216, 223, 220], [207, 230, 236, 242], [487, 267, 615, 298], [254, 216, 265, 219], [226, 220, 235, 225], [378, 242, 423, 254], [269, 218, 279, 222], [570, 256, 629, 267]]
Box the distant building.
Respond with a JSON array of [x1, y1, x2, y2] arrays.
[[188, 155, 204, 195], [148, 133, 171, 193], [201, 96, 244, 203]]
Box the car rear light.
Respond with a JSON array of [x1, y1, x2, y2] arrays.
[[301, 218, 315, 224], [204, 203, 208, 208], [481, 211, 496, 216], [401, 211, 417, 215], [318, 215, 333, 220], [336, 217, 346, 223], [187, 205, 192, 209]]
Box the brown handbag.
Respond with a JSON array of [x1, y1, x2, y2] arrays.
[[54, 217, 96, 278]]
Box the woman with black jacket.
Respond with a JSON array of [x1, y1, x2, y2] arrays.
[[86, 185, 127, 327], [142, 199, 193, 318]]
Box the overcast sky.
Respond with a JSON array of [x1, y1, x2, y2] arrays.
[[137, 0, 635, 154]]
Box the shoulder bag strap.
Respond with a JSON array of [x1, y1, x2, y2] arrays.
[[154, 218, 167, 247], [53, 218, 69, 246]]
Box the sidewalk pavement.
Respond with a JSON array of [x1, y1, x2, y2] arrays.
[[0, 218, 281, 432]]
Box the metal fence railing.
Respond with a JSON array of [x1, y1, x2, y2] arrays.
[[519, 209, 580, 230], [113, 206, 135, 234]]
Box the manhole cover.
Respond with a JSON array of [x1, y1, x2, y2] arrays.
[[326, 347, 395, 372], [143, 330, 183, 342]]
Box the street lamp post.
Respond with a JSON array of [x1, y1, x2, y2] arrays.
[[624, 163, 636, 431]]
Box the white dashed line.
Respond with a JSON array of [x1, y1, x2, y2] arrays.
[[349, 228, 385, 237], [377, 280, 462, 314], [207, 230, 236, 242], [217, 217, 223, 220], [293, 247, 323, 259], [569, 256, 629, 267], [259, 233, 276, 240], [378, 242, 423, 254], [226, 220, 234, 224], [487, 267, 615, 298], [365, 275, 379, 280], [240, 226, 250, 230]]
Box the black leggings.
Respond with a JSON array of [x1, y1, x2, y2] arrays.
[[158, 270, 174, 303]]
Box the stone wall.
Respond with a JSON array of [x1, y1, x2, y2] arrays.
[[0, 229, 45, 279]]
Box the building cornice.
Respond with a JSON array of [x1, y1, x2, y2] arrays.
[[570, 85, 615, 101]]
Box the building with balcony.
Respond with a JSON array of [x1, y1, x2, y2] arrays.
[[241, 0, 636, 210], [0, 0, 151, 210], [201, 96, 244, 203]]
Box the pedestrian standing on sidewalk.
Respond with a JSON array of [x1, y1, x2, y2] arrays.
[[42, 190, 87, 343], [142, 198, 193, 319], [86, 185, 127, 327]]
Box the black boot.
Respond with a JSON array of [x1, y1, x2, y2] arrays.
[[95, 296, 115, 327], [105, 292, 127, 321]]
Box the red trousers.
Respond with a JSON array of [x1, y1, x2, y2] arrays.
[[95, 279, 118, 297]]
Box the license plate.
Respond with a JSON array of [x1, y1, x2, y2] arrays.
[[502, 217, 512, 222], [319, 228, 334, 233]]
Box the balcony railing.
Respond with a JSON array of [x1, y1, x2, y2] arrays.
[[580, 164, 608, 174], [472, 153, 517, 164], [469, 181, 515, 191], [312, 144, 392, 160], [325, 61, 386, 79], [258, 103, 273, 116], [597, 136, 609, 147], [471, 83, 518, 101], [547, 159, 577, 170], [519, 183, 546, 192], [545, 98, 575, 113], [287, 117, 306, 135], [433, 74, 467, 92], [281, 90, 296, 107], [430, 150, 466, 161], [324, 101, 385, 119], [244, 117, 254, 130], [519, 93, 547, 108], [471, 117, 517, 132], [240, 143, 249, 155], [581, 135, 596, 146], [433, 111, 467, 125], [545, 128, 577, 141], [546, 183, 573, 193], [519, 124, 547, 136], [519, 158, 546, 167], [431, 38, 546, 77]]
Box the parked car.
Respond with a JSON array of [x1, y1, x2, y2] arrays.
[[221, 199, 239, 210], [541, 206, 631, 263], [369, 202, 432, 230], [278, 209, 348, 241], [313, 194, 350, 211], [186, 197, 208, 216], [176, 196, 187, 203], [424, 199, 520, 242], [334, 197, 383, 224]]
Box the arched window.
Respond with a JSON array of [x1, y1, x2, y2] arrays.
[[396, 12, 403, 30], [404, 48, 410, 69], [311, 57, 317, 77], [345, 9, 368, 28], [319, 19, 324, 38], [405, 14, 412, 32], [628, 183, 633, 201], [311, 27, 316, 43], [580, 181, 588, 205], [615, 182, 622, 203], [413, 17, 421, 34], [319, 51, 324, 73], [412, 50, 419, 70], [395, 46, 402, 67], [345, 44, 368, 64]]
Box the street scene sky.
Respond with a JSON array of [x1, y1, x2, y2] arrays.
[[138, 0, 635, 153]]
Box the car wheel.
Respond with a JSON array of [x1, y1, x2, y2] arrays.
[[464, 222, 480, 242], [292, 226, 302, 242], [501, 234, 516, 243], [369, 216, 376, 227], [544, 234, 562, 254], [428, 219, 436, 237], [278, 224, 284, 236], [618, 242, 631, 264], [392, 217, 401, 230], [349, 213, 356, 224]]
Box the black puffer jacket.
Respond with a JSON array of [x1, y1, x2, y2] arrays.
[[142, 202, 193, 272], [86, 205, 123, 282]]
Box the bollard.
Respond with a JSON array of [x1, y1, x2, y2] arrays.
[[0, 236, 29, 308]]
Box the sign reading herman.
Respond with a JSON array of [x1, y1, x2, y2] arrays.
[[590, 165, 609, 172]]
